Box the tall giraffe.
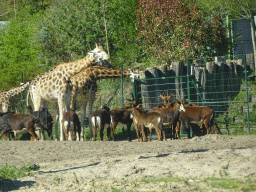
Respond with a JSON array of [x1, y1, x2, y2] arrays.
[[27, 44, 110, 141], [69, 66, 139, 140], [0, 82, 30, 112]]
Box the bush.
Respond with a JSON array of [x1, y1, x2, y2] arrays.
[[0, 163, 40, 179]]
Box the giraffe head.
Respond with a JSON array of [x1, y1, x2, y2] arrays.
[[89, 44, 112, 68], [20, 82, 30, 87], [129, 69, 139, 81]]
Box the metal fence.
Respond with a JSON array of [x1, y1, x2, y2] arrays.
[[133, 54, 255, 134]]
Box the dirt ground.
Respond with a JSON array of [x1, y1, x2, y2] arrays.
[[0, 134, 256, 191]]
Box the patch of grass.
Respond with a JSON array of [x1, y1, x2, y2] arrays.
[[45, 173, 51, 177], [110, 186, 123, 192], [91, 179, 95, 187], [0, 163, 40, 179], [41, 165, 47, 169], [73, 172, 79, 184], [140, 176, 185, 184], [53, 175, 61, 184], [219, 169, 229, 177], [203, 177, 256, 190], [83, 125, 137, 141]]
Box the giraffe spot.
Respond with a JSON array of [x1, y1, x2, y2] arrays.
[[52, 85, 55, 89], [59, 81, 62, 86]]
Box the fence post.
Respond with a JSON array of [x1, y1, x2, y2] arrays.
[[20, 71, 24, 114], [244, 55, 250, 134], [186, 59, 190, 103], [186, 59, 192, 138]]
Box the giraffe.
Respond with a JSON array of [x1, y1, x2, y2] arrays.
[[26, 44, 111, 141], [69, 66, 139, 140], [0, 82, 30, 112]]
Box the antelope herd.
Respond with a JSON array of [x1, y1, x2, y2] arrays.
[[89, 93, 220, 142]]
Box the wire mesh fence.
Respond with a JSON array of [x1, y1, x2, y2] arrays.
[[133, 54, 255, 134]]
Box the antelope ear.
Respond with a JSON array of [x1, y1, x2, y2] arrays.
[[160, 94, 164, 99], [95, 43, 99, 49]]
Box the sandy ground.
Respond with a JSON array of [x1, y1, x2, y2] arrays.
[[0, 134, 256, 191]]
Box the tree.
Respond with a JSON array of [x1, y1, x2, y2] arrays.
[[196, 0, 256, 75], [0, 0, 53, 20], [40, 0, 140, 68], [0, 10, 44, 89], [103, 0, 142, 67], [134, 0, 228, 64]]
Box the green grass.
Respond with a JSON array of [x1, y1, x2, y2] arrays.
[[221, 128, 256, 136], [83, 125, 137, 141], [203, 177, 256, 191], [140, 176, 186, 184], [0, 163, 40, 179]]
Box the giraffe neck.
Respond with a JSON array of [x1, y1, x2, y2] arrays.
[[53, 54, 94, 78], [1, 82, 29, 97], [92, 68, 131, 80]]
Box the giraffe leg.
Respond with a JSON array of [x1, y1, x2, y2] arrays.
[[2, 101, 9, 112], [88, 86, 96, 141], [80, 101, 87, 141], [58, 99, 66, 141]]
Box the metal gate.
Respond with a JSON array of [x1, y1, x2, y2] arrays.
[[133, 55, 253, 135]]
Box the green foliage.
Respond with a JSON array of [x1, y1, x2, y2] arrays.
[[0, 163, 39, 179], [0, 9, 44, 89], [134, 0, 228, 64], [39, 0, 102, 64], [39, 0, 141, 68], [0, 0, 52, 20], [203, 177, 255, 190], [104, 0, 143, 68], [195, 0, 256, 20]]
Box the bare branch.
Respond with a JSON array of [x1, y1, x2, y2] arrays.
[[0, 11, 11, 17]]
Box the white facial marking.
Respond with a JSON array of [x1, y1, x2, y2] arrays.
[[179, 104, 186, 112]]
